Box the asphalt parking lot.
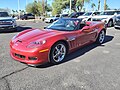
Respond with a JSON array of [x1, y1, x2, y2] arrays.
[[0, 20, 120, 90]]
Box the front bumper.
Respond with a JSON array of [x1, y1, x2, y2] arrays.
[[114, 25, 120, 28], [10, 44, 49, 65], [0, 25, 16, 28]]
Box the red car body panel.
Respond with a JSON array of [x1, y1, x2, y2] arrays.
[[10, 21, 106, 66]]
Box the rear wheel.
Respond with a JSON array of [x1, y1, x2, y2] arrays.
[[108, 20, 113, 27], [96, 30, 105, 44], [50, 19, 53, 23], [49, 42, 67, 64]]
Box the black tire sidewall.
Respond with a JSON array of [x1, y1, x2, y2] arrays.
[[49, 42, 67, 64], [96, 30, 105, 44], [108, 20, 113, 27]]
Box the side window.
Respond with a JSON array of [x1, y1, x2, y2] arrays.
[[116, 11, 120, 14], [96, 12, 100, 15], [27, 14, 32, 16]]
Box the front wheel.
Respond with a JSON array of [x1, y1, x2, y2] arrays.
[[49, 42, 67, 64], [96, 30, 105, 44], [50, 19, 53, 23]]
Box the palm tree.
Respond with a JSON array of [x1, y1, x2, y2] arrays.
[[42, 0, 45, 15], [12, 10, 15, 14], [76, 0, 90, 11], [98, 0, 100, 11], [81, 0, 90, 7], [91, 3, 96, 11], [104, 0, 107, 10]]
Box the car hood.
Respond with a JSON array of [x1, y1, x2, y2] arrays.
[[46, 17, 56, 19], [0, 17, 13, 20], [15, 29, 64, 44], [92, 15, 111, 19]]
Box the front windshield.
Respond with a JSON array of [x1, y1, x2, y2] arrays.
[[0, 12, 9, 17], [100, 11, 115, 15], [69, 13, 76, 17], [46, 19, 80, 31], [83, 12, 92, 16]]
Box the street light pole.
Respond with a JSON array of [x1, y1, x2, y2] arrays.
[[70, 0, 72, 14], [18, 0, 20, 20]]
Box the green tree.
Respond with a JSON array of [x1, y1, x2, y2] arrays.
[[52, 1, 61, 15], [26, 3, 34, 13], [76, 0, 90, 11], [38, 0, 43, 15], [26, 0, 52, 16], [52, 0, 68, 15], [26, 1, 40, 16], [91, 3, 96, 11], [12, 10, 15, 14], [46, 4, 52, 12], [106, 4, 110, 10], [76, 0, 83, 11]]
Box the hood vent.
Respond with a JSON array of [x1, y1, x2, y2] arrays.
[[17, 40, 22, 43]]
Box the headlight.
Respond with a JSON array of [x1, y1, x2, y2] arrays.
[[27, 40, 46, 48]]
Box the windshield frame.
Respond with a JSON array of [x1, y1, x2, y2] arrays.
[[100, 11, 115, 15], [83, 12, 92, 16], [46, 18, 82, 31]]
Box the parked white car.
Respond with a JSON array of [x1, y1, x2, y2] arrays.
[[45, 15, 60, 23], [92, 10, 120, 27], [78, 11, 100, 21], [0, 12, 17, 30]]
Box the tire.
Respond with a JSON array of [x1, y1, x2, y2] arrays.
[[107, 20, 113, 27], [115, 27, 120, 30], [49, 42, 67, 64], [50, 19, 53, 23], [96, 30, 105, 44], [88, 18, 91, 21]]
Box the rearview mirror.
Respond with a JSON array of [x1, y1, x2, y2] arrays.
[[82, 26, 90, 33]]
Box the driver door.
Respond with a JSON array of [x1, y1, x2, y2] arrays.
[[76, 24, 97, 46]]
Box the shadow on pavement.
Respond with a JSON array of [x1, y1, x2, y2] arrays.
[[0, 26, 32, 33], [37, 35, 114, 68]]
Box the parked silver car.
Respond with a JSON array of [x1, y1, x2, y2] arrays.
[[0, 12, 17, 30], [92, 10, 120, 27]]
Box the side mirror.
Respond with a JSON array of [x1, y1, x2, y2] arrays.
[[82, 26, 90, 33]]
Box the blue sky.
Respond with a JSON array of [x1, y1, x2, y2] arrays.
[[0, 0, 119, 12]]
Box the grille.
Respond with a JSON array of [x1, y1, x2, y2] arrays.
[[14, 53, 26, 59], [0, 21, 12, 25]]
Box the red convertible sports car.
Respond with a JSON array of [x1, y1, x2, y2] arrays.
[[10, 18, 106, 66]]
